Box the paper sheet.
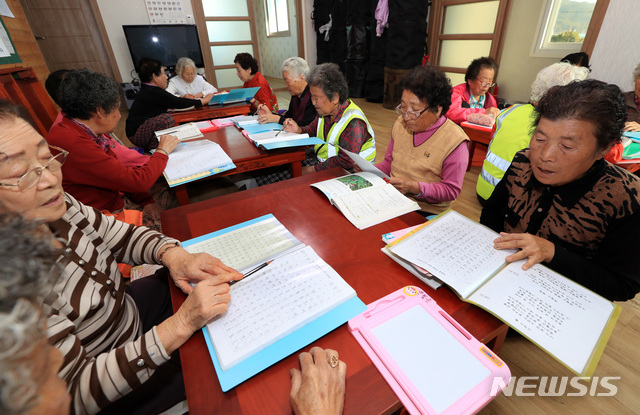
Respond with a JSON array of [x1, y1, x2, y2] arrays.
[[341, 147, 389, 179], [163, 140, 232, 182]]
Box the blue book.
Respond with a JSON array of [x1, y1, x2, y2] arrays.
[[242, 122, 283, 134], [209, 87, 260, 105], [181, 214, 366, 391]]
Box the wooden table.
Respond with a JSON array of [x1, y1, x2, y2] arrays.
[[460, 121, 494, 171], [171, 102, 251, 124], [161, 168, 508, 415], [172, 126, 306, 205]]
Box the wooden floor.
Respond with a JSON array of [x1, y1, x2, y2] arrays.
[[117, 78, 640, 414]]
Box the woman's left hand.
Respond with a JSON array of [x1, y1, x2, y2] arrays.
[[161, 247, 242, 294], [625, 121, 640, 132], [388, 176, 420, 196], [493, 232, 555, 270]]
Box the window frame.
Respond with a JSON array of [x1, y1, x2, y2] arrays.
[[264, 0, 291, 38]]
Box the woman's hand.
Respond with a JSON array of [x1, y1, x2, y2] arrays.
[[290, 347, 346, 415], [157, 134, 179, 154], [493, 232, 555, 270], [486, 107, 501, 118], [161, 247, 242, 294], [256, 104, 279, 124], [283, 118, 302, 134], [625, 121, 640, 132], [183, 93, 197, 99], [388, 176, 420, 196], [201, 93, 214, 105]]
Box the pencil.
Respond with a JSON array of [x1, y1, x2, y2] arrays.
[[229, 259, 273, 286], [274, 128, 284, 137]]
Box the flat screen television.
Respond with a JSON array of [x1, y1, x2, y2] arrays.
[[122, 24, 205, 71]]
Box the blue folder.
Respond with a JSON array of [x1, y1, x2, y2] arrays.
[[242, 122, 283, 134], [181, 214, 367, 391], [259, 136, 325, 150], [209, 87, 260, 105]]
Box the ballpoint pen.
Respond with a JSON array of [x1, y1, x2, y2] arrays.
[[229, 260, 273, 286]]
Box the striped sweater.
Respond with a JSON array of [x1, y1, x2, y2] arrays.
[[46, 194, 180, 415]]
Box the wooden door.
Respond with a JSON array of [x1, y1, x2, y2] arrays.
[[19, 0, 115, 79]]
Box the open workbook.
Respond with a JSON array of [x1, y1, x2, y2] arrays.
[[154, 123, 203, 141], [245, 130, 325, 150], [386, 210, 621, 377], [311, 172, 420, 230], [161, 140, 235, 186], [181, 214, 365, 390]]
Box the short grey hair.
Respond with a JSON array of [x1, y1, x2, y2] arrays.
[[59, 69, 121, 120], [0, 214, 60, 415], [530, 62, 590, 103], [175, 57, 197, 77], [632, 62, 640, 83], [281, 57, 309, 80], [308, 63, 349, 104]]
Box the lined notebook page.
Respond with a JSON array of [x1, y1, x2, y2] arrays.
[[206, 246, 355, 370], [163, 140, 232, 182]]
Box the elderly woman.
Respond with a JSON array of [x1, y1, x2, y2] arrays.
[[0, 100, 242, 414], [47, 69, 179, 230], [0, 214, 70, 415], [476, 62, 590, 202], [126, 58, 214, 151], [481, 80, 640, 302], [623, 62, 640, 132], [446, 56, 500, 124], [166, 57, 218, 99], [373, 66, 469, 213], [234, 52, 279, 113], [256, 57, 317, 126]]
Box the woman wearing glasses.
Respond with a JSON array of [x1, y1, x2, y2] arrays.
[[373, 66, 469, 214], [0, 100, 242, 414], [446, 56, 500, 124]]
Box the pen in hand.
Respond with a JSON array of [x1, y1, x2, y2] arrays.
[[229, 260, 273, 286]]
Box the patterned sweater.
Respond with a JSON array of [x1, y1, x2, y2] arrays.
[[481, 149, 640, 301], [46, 194, 180, 414]]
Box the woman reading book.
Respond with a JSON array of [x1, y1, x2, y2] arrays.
[[481, 80, 640, 301]]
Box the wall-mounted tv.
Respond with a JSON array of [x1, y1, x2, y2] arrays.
[[122, 24, 205, 71]]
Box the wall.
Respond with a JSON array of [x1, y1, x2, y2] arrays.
[[253, 0, 299, 78], [95, 0, 195, 83], [589, 0, 640, 92], [495, 0, 557, 104]]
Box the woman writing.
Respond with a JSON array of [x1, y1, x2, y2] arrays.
[[166, 57, 218, 99], [234, 52, 279, 113], [481, 80, 640, 301], [623, 62, 640, 132], [446, 56, 500, 124]]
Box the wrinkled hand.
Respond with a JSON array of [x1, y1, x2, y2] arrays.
[[201, 93, 214, 105], [486, 107, 501, 118], [283, 118, 302, 134], [142, 203, 162, 222], [493, 232, 555, 270], [290, 347, 346, 415], [157, 134, 179, 154], [174, 274, 236, 333], [388, 176, 420, 195], [625, 121, 640, 132], [183, 93, 197, 99], [162, 248, 242, 294]]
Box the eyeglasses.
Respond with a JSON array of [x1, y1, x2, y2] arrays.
[[477, 79, 496, 88], [0, 146, 68, 192], [395, 104, 430, 120]]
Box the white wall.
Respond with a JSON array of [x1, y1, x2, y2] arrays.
[[496, 0, 557, 104], [96, 0, 195, 83], [253, 0, 299, 78], [589, 0, 640, 92]]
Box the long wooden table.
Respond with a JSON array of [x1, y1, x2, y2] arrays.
[[171, 102, 251, 124], [161, 168, 508, 415], [172, 126, 306, 205]]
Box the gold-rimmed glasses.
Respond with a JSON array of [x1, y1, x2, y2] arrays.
[[0, 146, 68, 192]]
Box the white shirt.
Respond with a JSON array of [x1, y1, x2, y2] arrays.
[[166, 74, 217, 97]]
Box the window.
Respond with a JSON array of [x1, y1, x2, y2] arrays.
[[264, 0, 290, 37], [532, 0, 597, 57]]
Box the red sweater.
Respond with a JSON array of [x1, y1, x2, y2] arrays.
[[446, 83, 498, 124], [46, 117, 168, 212], [244, 71, 279, 113]]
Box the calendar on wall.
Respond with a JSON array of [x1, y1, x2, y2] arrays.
[[146, 0, 187, 24]]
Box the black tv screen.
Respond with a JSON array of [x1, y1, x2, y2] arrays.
[[123, 24, 205, 71]]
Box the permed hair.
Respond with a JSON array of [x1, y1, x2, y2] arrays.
[[45, 69, 71, 107], [529, 62, 590, 103], [175, 57, 197, 78], [0, 213, 60, 415], [234, 53, 259, 75], [137, 58, 164, 83], [58, 69, 121, 120], [533, 79, 626, 151], [307, 63, 349, 104], [464, 56, 498, 83], [398, 65, 452, 115], [281, 57, 310, 81]]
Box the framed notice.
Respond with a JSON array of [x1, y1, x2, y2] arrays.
[[0, 17, 20, 64], [145, 0, 187, 24]]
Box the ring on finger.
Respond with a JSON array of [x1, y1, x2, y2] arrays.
[[328, 355, 339, 368]]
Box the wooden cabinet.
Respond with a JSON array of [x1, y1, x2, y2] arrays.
[[0, 67, 57, 136]]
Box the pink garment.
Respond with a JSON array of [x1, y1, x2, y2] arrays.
[[375, 116, 469, 203], [52, 111, 150, 167], [446, 83, 498, 124], [375, 0, 389, 37]]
